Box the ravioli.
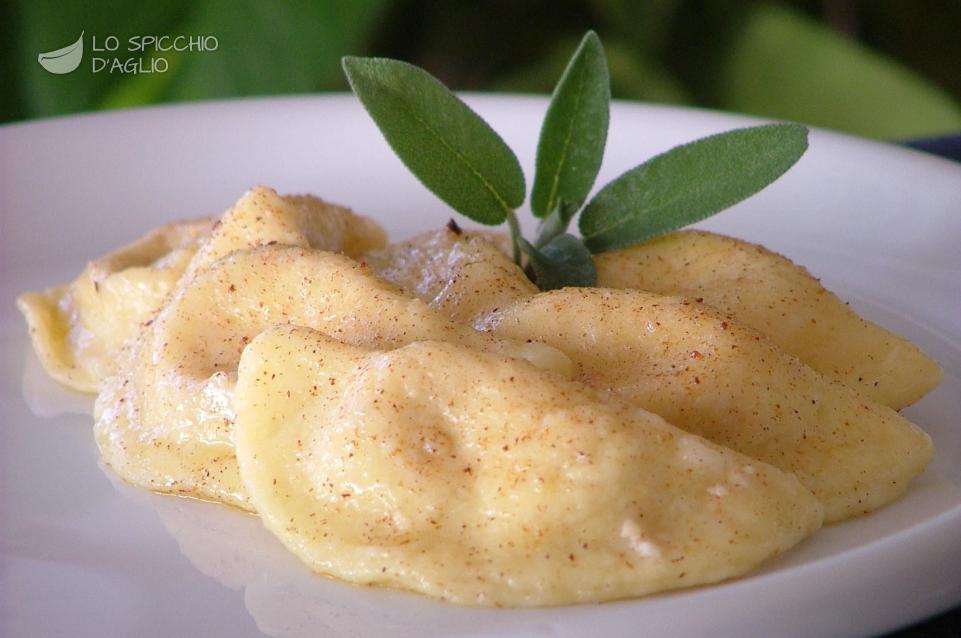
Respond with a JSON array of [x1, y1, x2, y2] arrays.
[[594, 230, 943, 409], [15, 185, 388, 395], [16, 218, 214, 392], [368, 230, 934, 521], [182, 185, 387, 279], [365, 227, 533, 324], [95, 245, 572, 510], [18, 183, 942, 607], [481, 288, 934, 523], [234, 325, 823, 606]]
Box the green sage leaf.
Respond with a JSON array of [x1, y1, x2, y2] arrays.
[[579, 123, 808, 253], [343, 56, 525, 225], [531, 31, 610, 219], [522, 234, 597, 290]]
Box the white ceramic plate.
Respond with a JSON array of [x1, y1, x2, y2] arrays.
[[1, 96, 960, 638]]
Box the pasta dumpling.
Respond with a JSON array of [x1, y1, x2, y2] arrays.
[[594, 230, 943, 409], [16, 185, 389, 394], [481, 288, 933, 523], [366, 227, 533, 324], [95, 245, 571, 510], [367, 231, 934, 521], [17, 218, 214, 392], [234, 325, 822, 606]]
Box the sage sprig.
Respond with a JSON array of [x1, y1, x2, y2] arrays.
[[530, 31, 610, 221], [579, 123, 809, 252], [342, 56, 527, 261], [342, 31, 808, 291]]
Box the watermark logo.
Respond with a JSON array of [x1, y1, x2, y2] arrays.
[[38, 31, 84, 74], [38, 31, 219, 76]]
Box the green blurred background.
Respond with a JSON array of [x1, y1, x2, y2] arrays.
[[4, 0, 960, 139]]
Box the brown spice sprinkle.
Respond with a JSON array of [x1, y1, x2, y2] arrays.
[[39, 190, 933, 606]]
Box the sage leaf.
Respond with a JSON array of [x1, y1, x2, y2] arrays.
[[522, 234, 597, 290], [579, 123, 808, 253], [343, 56, 525, 225], [531, 31, 610, 219]]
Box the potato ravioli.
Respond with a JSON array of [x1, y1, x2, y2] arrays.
[[18, 186, 940, 605]]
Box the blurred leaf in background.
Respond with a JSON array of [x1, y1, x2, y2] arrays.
[[0, 1, 23, 123], [495, 36, 690, 104], [4, 0, 961, 141], [8, 0, 391, 118], [14, 1, 192, 118], [715, 4, 961, 138], [157, 0, 390, 103]]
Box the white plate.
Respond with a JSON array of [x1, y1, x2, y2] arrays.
[[1, 96, 960, 638]]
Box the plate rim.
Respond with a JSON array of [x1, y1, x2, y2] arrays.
[[2, 93, 960, 638]]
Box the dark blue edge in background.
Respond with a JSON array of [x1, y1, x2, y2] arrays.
[[901, 133, 961, 163]]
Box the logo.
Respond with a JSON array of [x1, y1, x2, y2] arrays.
[[38, 31, 84, 74], [37, 31, 218, 76]]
